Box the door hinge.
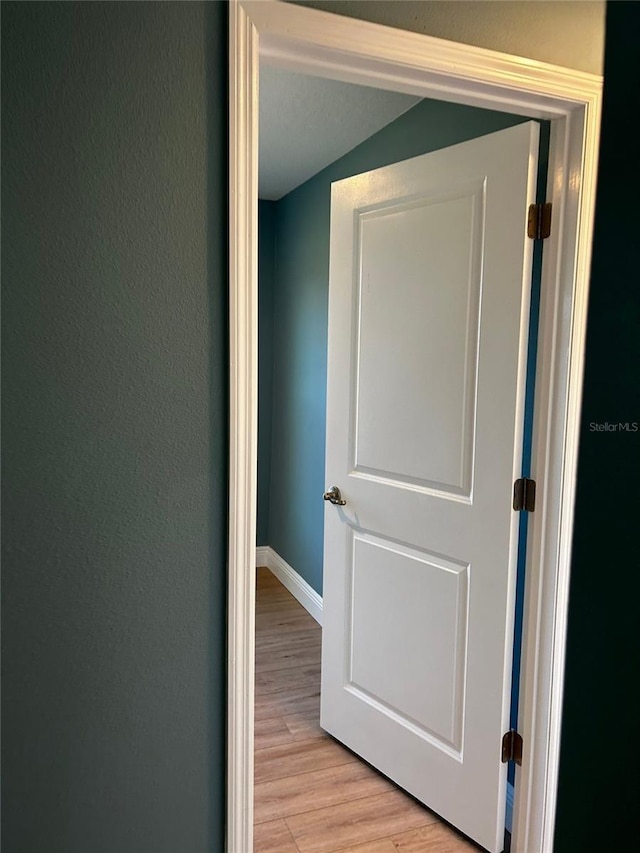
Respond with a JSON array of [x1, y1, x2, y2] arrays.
[[501, 729, 523, 765], [513, 477, 536, 512], [527, 202, 552, 240]]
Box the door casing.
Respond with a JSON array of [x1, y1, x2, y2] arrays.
[[228, 2, 602, 852]]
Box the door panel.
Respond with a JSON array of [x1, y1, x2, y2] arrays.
[[349, 532, 468, 753], [321, 122, 539, 853], [355, 182, 484, 495]]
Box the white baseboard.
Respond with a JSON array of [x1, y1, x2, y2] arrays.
[[255, 545, 270, 568], [255, 545, 323, 625]]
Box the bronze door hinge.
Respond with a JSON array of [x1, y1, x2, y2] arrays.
[[502, 729, 523, 765], [527, 203, 552, 240], [513, 477, 536, 512]]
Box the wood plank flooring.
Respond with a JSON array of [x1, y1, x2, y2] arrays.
[[254, 567, 479, 853]]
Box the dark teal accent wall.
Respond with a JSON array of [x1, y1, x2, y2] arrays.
[[1, 3, 227, 851], [267, 181, 330, 592], [257, 200, 277, 546], [554, 3, 640, 850], [266, 98, 528, 594]]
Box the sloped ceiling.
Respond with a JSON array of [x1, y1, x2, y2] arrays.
[[259, 66, 421, 200]]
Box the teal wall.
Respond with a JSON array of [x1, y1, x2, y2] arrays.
[[1, 3, 227, 851], [553, 3, 639, 850], [257, 200, 277, 546], [263, 98, 528, 595]]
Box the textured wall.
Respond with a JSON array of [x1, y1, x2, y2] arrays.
[[291, 0, 604, 75], [267, 99, 528, 594], [1, 3, 227, 851], [258, 201, 277, 546], [554, 3, 640, 850]]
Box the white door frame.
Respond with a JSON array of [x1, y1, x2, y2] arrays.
[[228, 3, 602, 852]]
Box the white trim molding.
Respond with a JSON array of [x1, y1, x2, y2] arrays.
[[228, 2, 258, 852], [255, 545, 270, 569], [228, 3, 602, 852], [256, 546, 323, 625]]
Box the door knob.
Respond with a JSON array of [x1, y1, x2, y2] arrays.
[[323, 486, 346, 506]]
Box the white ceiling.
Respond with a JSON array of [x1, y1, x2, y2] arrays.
[[259, 66, 421, 200]]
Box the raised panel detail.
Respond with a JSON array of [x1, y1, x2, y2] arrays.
[[353, 183, 484, 497], [347, 532, 469, 755]]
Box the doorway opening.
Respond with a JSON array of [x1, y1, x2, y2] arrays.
[[229, 4, 602, 852], [254, 65, 550, 852]]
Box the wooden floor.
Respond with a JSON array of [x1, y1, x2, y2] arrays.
[[254, 567, 478, 853]]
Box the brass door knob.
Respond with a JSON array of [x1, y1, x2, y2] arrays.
[[323, 486, 346, 506]]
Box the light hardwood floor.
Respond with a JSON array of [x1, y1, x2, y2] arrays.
[[254, 567, 480, 853]]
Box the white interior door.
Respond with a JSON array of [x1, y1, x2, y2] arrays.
[[320, 122, 539, 853]]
